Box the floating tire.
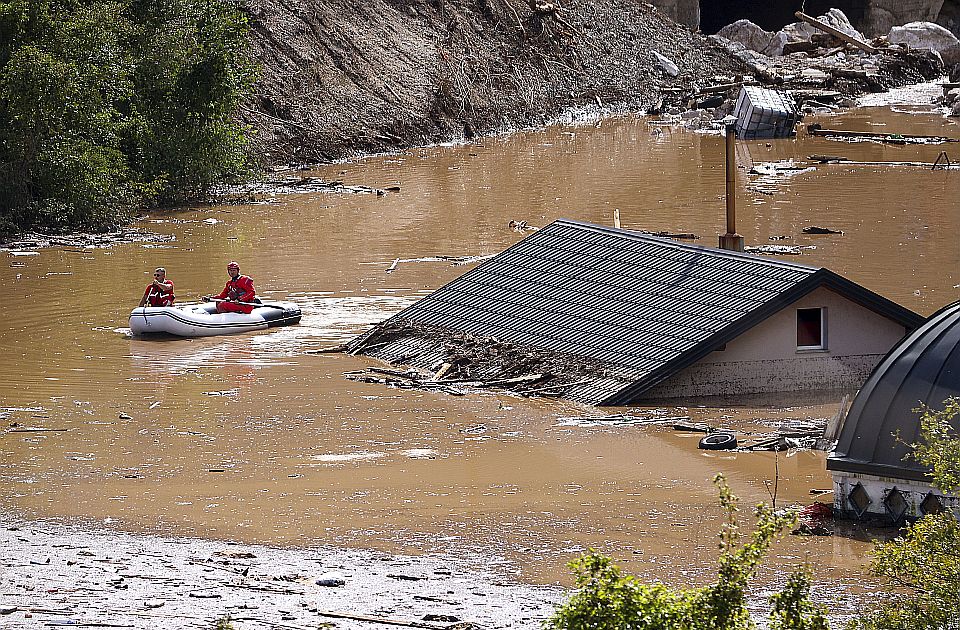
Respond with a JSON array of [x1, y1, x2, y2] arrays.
[[699, 432, 738, 450]]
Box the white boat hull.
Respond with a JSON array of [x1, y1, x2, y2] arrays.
[[129, 302, 301, 337]]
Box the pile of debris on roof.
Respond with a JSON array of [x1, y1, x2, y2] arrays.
[[345, 319, 626, 400]]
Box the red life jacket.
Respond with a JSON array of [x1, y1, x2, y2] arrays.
[[214, 275, 255, 313], [144, 280, 175, 307]]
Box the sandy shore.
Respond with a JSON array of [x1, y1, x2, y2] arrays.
[[0, 518, 564, 629]]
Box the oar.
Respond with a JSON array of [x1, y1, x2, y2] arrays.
[[205, 297, 288, 310]]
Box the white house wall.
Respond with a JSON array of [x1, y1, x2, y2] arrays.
[[832, 471, 960, 519], [642, 287, 909, 398]]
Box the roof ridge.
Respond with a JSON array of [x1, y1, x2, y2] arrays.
[[552, 218, 821, 274]]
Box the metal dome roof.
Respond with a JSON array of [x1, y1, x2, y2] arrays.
[[827, 301, 960, 481]]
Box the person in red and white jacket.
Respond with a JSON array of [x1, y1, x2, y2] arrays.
[[139, 267, 175, 307], [203, 261, 256, 314]]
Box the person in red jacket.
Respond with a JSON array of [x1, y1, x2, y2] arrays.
[[139, 267, 175, 307], [203, 261, 256, 314]]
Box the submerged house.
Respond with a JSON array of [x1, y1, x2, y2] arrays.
[[828, 300, 960, 521], [351, 219, 922, 405]]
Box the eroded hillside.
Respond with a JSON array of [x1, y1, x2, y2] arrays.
[[241, 0, 745, 164]]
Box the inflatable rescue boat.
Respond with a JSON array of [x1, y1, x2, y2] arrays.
[[129, 301, 301, 337]]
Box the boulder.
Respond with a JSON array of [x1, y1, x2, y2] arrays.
[[863, 0, 945, 37], [941, 44, 960, 67], [782, 9, 866, 45], [717, 19, 787, 56], [887, 21, 960, 54]]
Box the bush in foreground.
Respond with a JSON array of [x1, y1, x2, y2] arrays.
[[546, 474, 829, 630], [851, 398, 960, 630]]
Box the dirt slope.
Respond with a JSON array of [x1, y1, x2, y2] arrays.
[[241, 0, 745, 165]]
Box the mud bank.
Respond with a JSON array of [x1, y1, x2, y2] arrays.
[[241, 0, 743, 165], [0, 519, 563, 629], [241, 0, 946, 167]]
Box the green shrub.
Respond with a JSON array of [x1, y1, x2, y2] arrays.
[[851, 398, 960, 630], [546, 474, 826, 630]]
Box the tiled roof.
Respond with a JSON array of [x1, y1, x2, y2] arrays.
[[356, 219, 922, 405]]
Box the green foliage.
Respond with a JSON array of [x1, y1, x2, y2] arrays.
[[212, 616, 233, 630], [768, 566, 829, 630], [852, 397, 960, 630], [545, 474, 820, 630], [546, 553, 687, 630], [911, 397, 960, 495], [0, 0, 255, 237]]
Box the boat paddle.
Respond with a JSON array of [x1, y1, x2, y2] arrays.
[[205, 297, 288, 310]]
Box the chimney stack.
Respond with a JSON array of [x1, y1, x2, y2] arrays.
[[719, 122, 744, 252]]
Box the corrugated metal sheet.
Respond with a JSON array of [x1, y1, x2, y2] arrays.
[[354, 219, 921, 405]]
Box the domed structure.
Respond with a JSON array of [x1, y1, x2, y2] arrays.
[[828, 300, 960, 521]]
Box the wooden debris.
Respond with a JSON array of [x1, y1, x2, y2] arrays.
[[673, 422, 711, 433], [306, 343, 350, 354], [508, 220, 539, 231], [696, 81, 757, 94], [807, 123, 959, 145], [317, 610, 457, 629], [793, 11, 876, 53], [637, 229, 699, 240], [807, 154, 849, 163], [383, 254, 495, 274], [744, 245, 803, 255], [7, 427, 68, 433], [803, 226, 843, 235], [258, 176, 389, 196]]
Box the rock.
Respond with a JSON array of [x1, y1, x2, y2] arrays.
[[941, 44, 960, 68], [887, 22, 960, 55], [316, 572, 346, 587], [707, 34, 756, 64], [951, 101, 960, 117], [144, 599, 165, 609], [800, 68, 830, 81], [716, 19, 786, 56], [652, 51, 679, 77], [946, 88, 960, 106], [864, 1, 946, 37]]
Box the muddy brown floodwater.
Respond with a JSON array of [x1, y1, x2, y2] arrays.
[[1, 89, 957, 620]]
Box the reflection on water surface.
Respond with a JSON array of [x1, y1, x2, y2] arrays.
[[0, 102, 956, 601]]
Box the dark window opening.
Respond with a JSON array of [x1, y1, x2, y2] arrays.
[[797, 307, 825, 349], [699, 1, 868, 35]]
